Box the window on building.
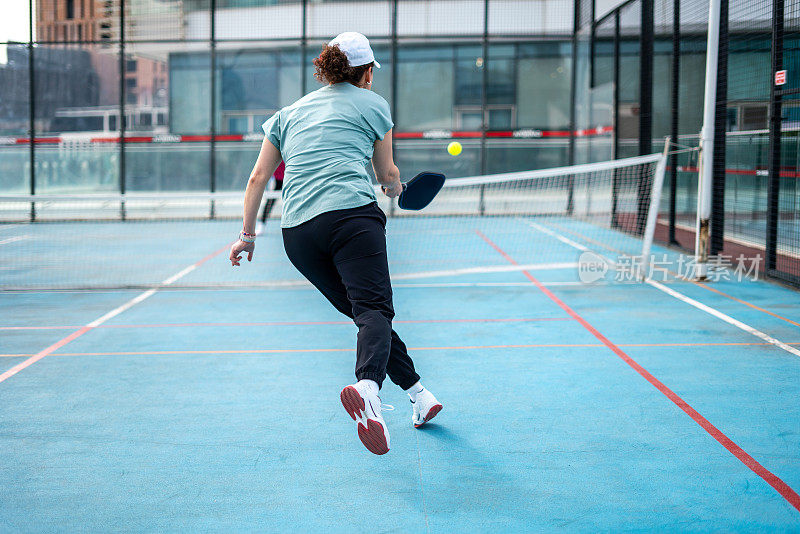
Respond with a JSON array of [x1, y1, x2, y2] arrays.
[[454, 46, 483, 107], [396, 46, 455, 131], [127, 60, 137, 73], [66, 0, 75, 19]]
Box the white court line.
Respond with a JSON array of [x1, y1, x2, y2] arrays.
[[524, 221, 590, 252], [0, 243, 230, 384], [646, 279, 800, 357], [0, 224, 25, 232], [524, 221, 800, 359], [0, 235, 30, 246], [392, 262, 577, 280], [394, 281, 607, 288]]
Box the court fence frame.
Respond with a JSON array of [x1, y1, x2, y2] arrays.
[[579, 0, 800, 288], [2, 0, 799, 288]]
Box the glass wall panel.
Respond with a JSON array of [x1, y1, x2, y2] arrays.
[[34, 44, 120, 193], [124, 42, 210, 192], [306, 0, 391, 39], [396, 45, 456, 130], [396, 139, 481, 179], [486, 139, 570, 173], [215, 42, 302, 191], [617, 2, 641, 158], [129, 0, 205, 41], [652, 0, 674, 142], [175, 0, 212, 40], [573, 27, 592, 142], [215, 0, 303, 40], [589, 16, 615, 160], [397, 0, 484, 38], [396, 44, 486, 131], [489, 0, 573, 36], [0, 44, 30, 193]]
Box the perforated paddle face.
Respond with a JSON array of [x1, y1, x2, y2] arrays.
[[397, 172, 446, 210]]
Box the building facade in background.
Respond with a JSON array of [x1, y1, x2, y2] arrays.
[[1, 0, 798, 284], [1, 0, 576, 194]]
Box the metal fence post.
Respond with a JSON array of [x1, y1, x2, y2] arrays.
[[636, 0, 654, 233], [669, 0, 680, 245], [611, 11, 620, 227], [566, 0, 581, 215], [119, 0, 126, 220], [209, 0, 217, 219], [389, 0, 398, 217], [766, 0, 784, 274], [478, 0, 489, 214], [710, 0, 728, 255], [28, 0, 35, 222], [301, 0, 308, 95]]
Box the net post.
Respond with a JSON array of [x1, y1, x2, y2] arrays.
[[640, 138, 670, 280], [694, 0, 722, 281]]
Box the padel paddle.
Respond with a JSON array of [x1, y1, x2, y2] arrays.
[[385, 172, 446, 210]]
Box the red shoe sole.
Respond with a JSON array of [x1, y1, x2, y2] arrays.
[[340, 386, 389, 455], [414, 403, 443, 428], [340, 386, 365, 421], [357, 419, 390, 455]]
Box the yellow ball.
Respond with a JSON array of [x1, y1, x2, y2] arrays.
[[447, 141, 462, 156]]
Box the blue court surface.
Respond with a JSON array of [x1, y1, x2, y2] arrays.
[[2, 216, 800, 532]]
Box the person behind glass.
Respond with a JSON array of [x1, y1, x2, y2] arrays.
[[255, 160, 285, 236], [229, 32, 442, 455]]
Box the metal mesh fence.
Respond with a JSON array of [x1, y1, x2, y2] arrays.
[[576, 0, 799, 287], [3, 0, 800, 286]]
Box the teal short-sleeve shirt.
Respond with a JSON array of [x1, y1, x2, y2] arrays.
[[262, 83, 394, 228]]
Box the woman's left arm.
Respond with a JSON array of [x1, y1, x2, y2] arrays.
[[230, 137, 282, 266]]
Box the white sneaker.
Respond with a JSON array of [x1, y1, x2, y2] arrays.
[[255, 221, 265, 236], [340, 382, 391, 455], [411, 389, 443, 428]]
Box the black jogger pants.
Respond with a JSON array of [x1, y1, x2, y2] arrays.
[[282, 202, 420, 390]]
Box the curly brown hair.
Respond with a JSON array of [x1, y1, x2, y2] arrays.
[[313, 45, 373, 86]]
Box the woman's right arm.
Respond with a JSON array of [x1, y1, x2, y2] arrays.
[[372, 128, 403, 198], [230, 136, 282, 266]]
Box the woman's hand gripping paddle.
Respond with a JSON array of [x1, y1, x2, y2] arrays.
[[384, 172, 446, 210]]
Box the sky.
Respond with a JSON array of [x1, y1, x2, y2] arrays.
[[0, 0, 32, 64], [0, 0, 32, 42]]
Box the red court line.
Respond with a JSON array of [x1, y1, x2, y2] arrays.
[[0, 317, 570, 331], [0, 327, 92, 382], [0, 242, 232, 385], [475, 230, 800, 514]]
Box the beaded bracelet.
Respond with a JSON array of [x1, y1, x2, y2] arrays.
[[239, 231, 256, 243]]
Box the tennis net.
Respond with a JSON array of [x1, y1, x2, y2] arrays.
[[0, 153, 667, 290]]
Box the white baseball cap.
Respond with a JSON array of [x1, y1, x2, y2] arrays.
[[328, 32, 381, 69]]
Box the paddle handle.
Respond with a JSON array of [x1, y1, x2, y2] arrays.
[[381, 183, 407, 194]]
